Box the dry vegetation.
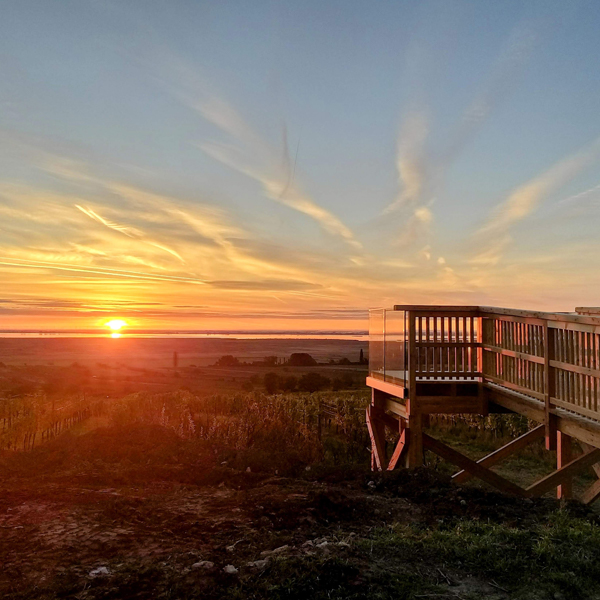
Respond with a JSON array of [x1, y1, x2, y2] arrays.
[[1, 341, 600, 599]]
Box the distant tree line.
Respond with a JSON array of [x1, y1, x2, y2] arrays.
[[263, 371, 358, 394], [213, 351, 368, 368]]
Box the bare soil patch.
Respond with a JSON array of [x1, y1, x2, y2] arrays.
[[1, 425, 599, 600]]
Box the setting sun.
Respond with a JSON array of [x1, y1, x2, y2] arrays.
[[105, 319, 127, 331]]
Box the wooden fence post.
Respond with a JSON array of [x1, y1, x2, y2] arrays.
[[544, 322, 557, 451], [557, 431, 572, 499], [406, 311, 424, 467]]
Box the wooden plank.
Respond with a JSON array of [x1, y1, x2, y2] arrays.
[[558, 414, 600, 452], [484, 375, 546, 401], [453, 425, 545, 484], [557, 431, 572, 499], [387, 428, 407, 471], [394, 305, 480, 313], [578, 442, 600, 478], [408, 311, 417, 400], [580, 478, 600, 505], [383, 397, 408, 419], [550, 321, 600, 334], [366, 376, 406, 399], [366, 406, 387, 471], [379, 411, 402, 431], [405, 311, 424, 468], [478, 307, 549, 325], [527, 448, 600, 497], [550, 398, 600, 422], [415, 342, 482, 348], [545, 322, 557, 451], [480, 306, 600, 325], [418, 397, 484, 415], [405, 412, 423, 468], [422, 433, 527, 497], [415, 372, 483, 379], [488, 382, 600, 448], [550, 360, 600, 379], [484, 345, 545, 364], [486, 383, 545, 421], [576, 307, 600, 315]]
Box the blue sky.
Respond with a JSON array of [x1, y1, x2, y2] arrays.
[[1, 0, 600, 330]]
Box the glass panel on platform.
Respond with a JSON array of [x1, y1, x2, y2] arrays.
[[369, 309, 384, 380], [383, 310, 406, 386]]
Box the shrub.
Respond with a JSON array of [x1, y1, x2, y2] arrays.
[[298, 372, 330, 393], [264, 372, 280, 394], [214, 355, 240, 367], [280, 376, 298, 392], [288, 353, 317, 366]]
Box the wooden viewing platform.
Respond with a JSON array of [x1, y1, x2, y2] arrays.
[[366, 305, 600, 503]]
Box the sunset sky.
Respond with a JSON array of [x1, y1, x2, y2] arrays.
[[2, 1, 600, 332]]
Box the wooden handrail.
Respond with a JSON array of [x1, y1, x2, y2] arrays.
[[389, 305, 600, 328]]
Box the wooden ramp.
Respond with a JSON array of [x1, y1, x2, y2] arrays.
[[366, 305, 600, 503]]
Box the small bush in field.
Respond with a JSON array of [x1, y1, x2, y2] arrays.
[[280, 376, 298, 392], [297, 372, 330, 393], [264, 372, 279, 394], [331, 377, 344, 391]]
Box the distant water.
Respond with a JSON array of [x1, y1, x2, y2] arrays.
[[0, 331, 368, 341]]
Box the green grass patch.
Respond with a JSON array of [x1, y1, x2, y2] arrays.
[[359, 510, 600, 599]]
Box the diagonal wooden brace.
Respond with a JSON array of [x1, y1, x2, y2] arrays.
[[423, 433, 527, 497], [581, 478, 600, 505], [579, 442, 600, 479], [387, 429, 408, 471], [453, 425, 545, 484], [366, 406, 387, 471], [527, 448, 600, 497]]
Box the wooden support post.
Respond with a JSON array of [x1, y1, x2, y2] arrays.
[[453, 425, 544, 484], [405, 311, 424, 468], [557, 431, 572, 499], [405, 411, 423, 467], [544, 323, 557, 451]]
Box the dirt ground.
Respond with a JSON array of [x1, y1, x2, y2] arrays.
[[2, 424, 597, 600]]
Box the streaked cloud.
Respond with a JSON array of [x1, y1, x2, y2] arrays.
[[148, 53, 362, 250], [471, 137, 600, 265], [383, 20, 539, 249]]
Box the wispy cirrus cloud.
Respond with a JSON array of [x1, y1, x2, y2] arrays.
[[383, 21, 539, 250], [200, 141, 360, 248], [471, 138, 600, 265], [0, 256, 206, 284], [0, 148, 370, 318], [385, 109, 429, 216], [75, 203, 185, 263], [148, 53, 362, 251]]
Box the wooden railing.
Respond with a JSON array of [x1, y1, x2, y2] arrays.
[[412, 308, 481, 380], [481, 312, 546, 401], [370, 305, 600, 424], [548, 321, 600, 420]]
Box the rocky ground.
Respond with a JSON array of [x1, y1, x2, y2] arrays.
[[1, 425, 600, 599]]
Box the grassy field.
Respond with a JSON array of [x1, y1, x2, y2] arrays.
[[2, 338, 600, 598]]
